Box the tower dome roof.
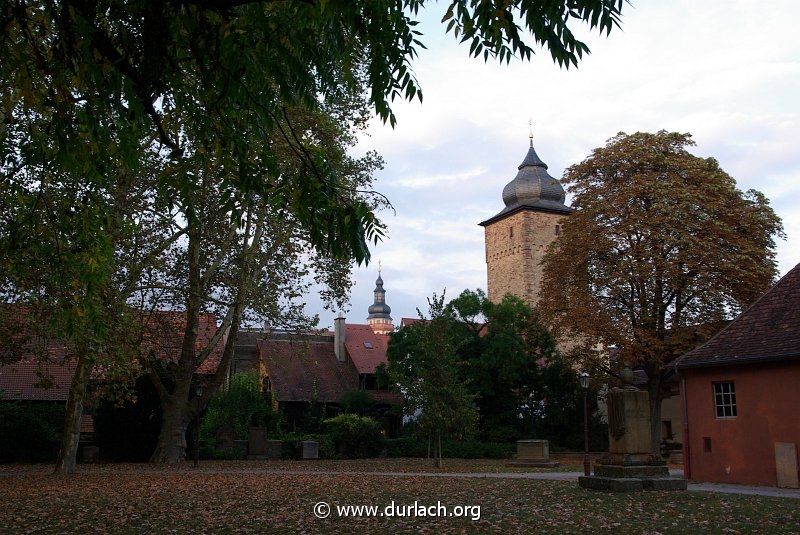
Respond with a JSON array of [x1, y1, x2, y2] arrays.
[[367, 272, 392, 319], [500, 141, 569, 213]]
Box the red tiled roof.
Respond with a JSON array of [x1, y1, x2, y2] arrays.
[[139, 311, 225, 376], [678, 263, 800, 368], [400, 317, 420, 328], [344, 324, 389, 374], [0, 353, 74, 401], [0, 307, 225, 404], [259, 337, 358, 403]]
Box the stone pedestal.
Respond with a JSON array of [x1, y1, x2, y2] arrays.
[[301, 440, 319, 460], [579, 386, 686, 492], [247, 427, 282, 460], [506, 439, 560, 468]]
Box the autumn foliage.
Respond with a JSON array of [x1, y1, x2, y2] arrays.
[[539, 131, 783, 451]]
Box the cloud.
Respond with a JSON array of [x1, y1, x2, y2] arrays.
[[394, 166, 489, 190]]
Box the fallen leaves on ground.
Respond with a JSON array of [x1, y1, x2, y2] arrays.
[[0, 460, 797, 534]]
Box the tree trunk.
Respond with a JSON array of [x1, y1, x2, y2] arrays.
[[435, 430, 442, 468], [151, 394, 191, 463], [54, 352, 91, 474]]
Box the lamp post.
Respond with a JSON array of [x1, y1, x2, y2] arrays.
[[579, 372, 590, 477], [194, 384, 203, 468]]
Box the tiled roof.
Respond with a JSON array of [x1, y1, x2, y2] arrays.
[[0, 353, 74, 401], [138, 311, 225, 375], [258, 337, 358, 403], [677, 263, 800, 368], [344, 324, 389, 374], [0, 307, 225, 404], [399, 318, 420, 328]]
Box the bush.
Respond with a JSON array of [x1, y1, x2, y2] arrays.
[[94, 375, 162, 461], [383, 436, 427, 458], [323, 414, 383, 458], [200, 372, 275, 445], [340, 390, 376, 416], [0, 402, 64, 462], [441, 439, 514, 459], [382, 436, 513, 459]]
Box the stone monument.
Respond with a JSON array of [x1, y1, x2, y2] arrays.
[[247, 426, 282, 460], [579, 377, 686, 492], [506, 439, 559, 468], [301, 440, 319, 460]]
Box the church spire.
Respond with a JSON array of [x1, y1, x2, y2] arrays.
[[367, 267, 393, 334]]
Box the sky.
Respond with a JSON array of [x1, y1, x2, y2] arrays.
[[307, 0, 800, 330]]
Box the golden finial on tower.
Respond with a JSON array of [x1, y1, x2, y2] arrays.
[[528, 116, 534, 146]]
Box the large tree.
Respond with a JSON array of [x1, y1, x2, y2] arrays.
[[139, 102, 383, 463], [445, 290, 556, 442], [389, 289, 581, 448], [539, 131, 784, 455]]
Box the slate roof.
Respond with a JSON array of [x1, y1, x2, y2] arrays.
[[367, 274, 392, 320], [480, 141, 571, 227], [344, 324, 389, 375], [258, 337, 358, 403], [677, 263, 800, 368]]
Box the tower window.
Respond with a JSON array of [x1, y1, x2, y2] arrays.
[[555, 224, 561, 236], [509, 226, 514, 238]]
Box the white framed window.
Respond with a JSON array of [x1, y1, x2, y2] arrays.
[[713, 381, 737, 418]]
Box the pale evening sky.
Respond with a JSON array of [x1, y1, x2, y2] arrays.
[[305, 0, 800, 330]]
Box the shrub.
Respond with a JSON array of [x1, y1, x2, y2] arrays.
[[441, 439, 514, 459], [200, 372, 275, 445], [340, 390, 376, 416], [323, 414, 383, 458], [0, 401, 64, 462], [383, 436, 427, 458], [94, 375, 162, 461]]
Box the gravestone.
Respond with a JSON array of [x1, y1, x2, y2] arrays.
[[81, 445, 100, 463], [775, 442, 799, 489], [579, 383, 686, 492], [215, 425, 237, 456], [506, 439, 559, 468], [301, 440, 319, 460], [247, 427, 282, 460]]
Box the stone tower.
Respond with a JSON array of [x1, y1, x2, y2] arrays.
[[366, 268, 394, 334], [479, 137, 571, 308]]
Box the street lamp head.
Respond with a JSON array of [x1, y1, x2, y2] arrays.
[[579, 372, 590, 390]]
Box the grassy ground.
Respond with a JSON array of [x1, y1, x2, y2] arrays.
[[1, 460, 797, 534]]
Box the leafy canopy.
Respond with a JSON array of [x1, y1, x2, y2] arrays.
[[388, 289, 563, 443], [540, 130, 784, 369], [2, 0, 626, 262]]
